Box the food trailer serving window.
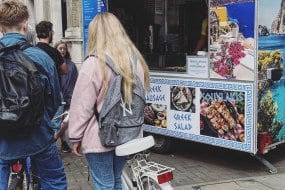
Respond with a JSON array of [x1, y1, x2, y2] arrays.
[[108, 0, 208, 73]]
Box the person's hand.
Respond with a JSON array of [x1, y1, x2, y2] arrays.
[[72, 141, 83, 156], [53, 121, 68, 140], [54, 132, 59, 141]]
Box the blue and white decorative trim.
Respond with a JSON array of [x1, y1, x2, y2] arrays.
[[143, 77, 255, 153]]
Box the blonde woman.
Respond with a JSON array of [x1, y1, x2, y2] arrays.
[[68, 12, 150, 190]]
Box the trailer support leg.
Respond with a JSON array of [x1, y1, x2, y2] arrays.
[[251, 153, 277, 174]]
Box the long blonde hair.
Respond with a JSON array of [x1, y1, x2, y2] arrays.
[[87, 12, 150, 105]]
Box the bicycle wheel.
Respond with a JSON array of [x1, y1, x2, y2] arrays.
[[8, 174, 23, 190], [147, 134, 173, 154], [141, 176, 162, 190]]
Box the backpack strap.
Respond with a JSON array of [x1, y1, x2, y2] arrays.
[[0, 41, 4, 48], [84, 54, 105, 121], [0, 41, 32, 53], [105, 56, 119, 75], [85, 54, 119, 75], [0, 43, 20, 53], [0, 42, 5, 54], [86, 53, 138, 121], [105, 53, 138, 76], [87, 55, 120, 121], [94, 56, 119, 121], [19, 42, 33, 51], [94, 104, 100, 122], [85, 53, 137, 74], [84, 54, 96, 61]]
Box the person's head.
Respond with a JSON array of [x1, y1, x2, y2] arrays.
[[87, 12, 150, 104], [86, 12, 130, 55], [54, 40, 71, 60], [0, 0, 29, 35], [25, 25, 36, 45], [35, 21, 53, 43]]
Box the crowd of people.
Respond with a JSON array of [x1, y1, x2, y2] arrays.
[[0, 0, 149, 189]]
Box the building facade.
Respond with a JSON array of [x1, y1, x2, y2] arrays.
[[25, 0, 83, 65]]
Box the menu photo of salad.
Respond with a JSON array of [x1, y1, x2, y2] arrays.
[[170, 86, 196, 113]]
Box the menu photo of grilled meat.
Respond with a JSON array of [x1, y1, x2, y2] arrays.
[[144, 103, 167, 128], [200, 99, 245, 142]]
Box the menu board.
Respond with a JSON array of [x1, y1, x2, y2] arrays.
[[155, 0, 164, 15], [187, 56, 209, 78], [143, 76, 255, 153], [82, 0, 107, 55]]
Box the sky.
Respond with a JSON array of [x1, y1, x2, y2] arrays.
[[259, 0, 282, 28]]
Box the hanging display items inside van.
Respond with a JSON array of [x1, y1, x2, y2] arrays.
[[209, 0, 255, 81]]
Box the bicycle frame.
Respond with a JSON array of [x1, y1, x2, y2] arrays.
[[122, 151, 174, 190], [9, 161, 24, 190], [116, 136, 174, 190], [8, 157, 40, 190]]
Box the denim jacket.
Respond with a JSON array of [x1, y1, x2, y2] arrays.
[[0, 33, 61, 160]]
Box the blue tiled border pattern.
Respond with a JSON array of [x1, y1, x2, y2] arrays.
[[143, 77, 254, 153]]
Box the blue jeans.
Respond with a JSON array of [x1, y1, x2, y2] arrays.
[[85, 151, 126, 190], [0, 143, 67, 190]]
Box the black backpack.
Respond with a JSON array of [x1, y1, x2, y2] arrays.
[[0, 42, 44, 138]]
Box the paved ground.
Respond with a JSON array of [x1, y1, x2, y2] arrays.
[[60, 139, 285, 189]]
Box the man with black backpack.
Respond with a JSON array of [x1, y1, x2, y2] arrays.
[[0, 1, 67, 189]]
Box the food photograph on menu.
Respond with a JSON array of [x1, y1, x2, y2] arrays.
[[209, 0, 255, 81], [200, 89, 245, 142], [144, 103, 167, 128], [170, 86, 196, 113]]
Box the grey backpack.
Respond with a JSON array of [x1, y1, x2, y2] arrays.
[[94, 55, 145, 147]]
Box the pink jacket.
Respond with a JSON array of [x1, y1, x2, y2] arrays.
[[68, 56, 145, 154]]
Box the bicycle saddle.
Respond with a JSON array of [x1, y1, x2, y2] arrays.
[[115, 136, 155, 156]]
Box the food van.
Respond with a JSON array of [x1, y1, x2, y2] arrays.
[[82, 0, 285, 173]]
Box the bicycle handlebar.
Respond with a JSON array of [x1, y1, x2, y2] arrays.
[[53, 111, 69, 120]]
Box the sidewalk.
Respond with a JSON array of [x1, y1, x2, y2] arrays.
[[61, 153, 93, 190], [59, 137, 285, 190], [61, 151, 285, 190], [176, 173, 285, 190]]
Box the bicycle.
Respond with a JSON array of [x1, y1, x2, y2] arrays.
[[8, 157, 41, 190], [7, 102, 70, 190], [8, 109, 69, 190], [115, 135, 175, 190]]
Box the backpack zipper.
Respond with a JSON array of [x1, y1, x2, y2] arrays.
[[114, 124, 143, 137]]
